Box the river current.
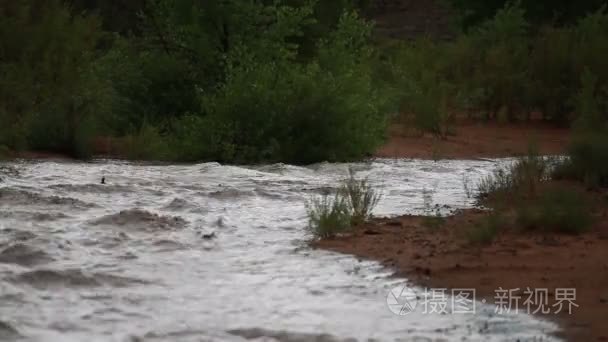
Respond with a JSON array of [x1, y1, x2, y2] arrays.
[[0, 159, 559, 341]]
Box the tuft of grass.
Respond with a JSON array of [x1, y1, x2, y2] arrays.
[[516, 187, 593, 234], [477, 150, 551, 199], [340, 168, 382, 226], [306, 193, 352, 239], [423, 213, 446, 231], [467, 211, 503, 244], [307, 169, 381, 239]]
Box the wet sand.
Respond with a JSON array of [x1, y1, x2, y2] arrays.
[[313, 206, 608, 341], [376, 121, 570, 159]]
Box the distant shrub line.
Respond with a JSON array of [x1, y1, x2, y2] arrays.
[[387, 4, 608, 136]]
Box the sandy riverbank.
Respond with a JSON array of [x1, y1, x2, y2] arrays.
[[313, 194, 608, 341], [375, 121, 570, 159]]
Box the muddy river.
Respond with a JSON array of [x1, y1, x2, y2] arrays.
[[0, 159, 559, 341]]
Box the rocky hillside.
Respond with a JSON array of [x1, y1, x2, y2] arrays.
[[366, 0, 455, 40]]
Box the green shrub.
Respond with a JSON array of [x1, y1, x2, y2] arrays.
[[468, 4, 530, 121], [340, 168, 381, 226], [307, 193, 352, 239], [572, 8, 608, 123], [123, 125, 172, 161], [477, 150, 550, 198], [0, 0, 106, 156], [196, 13, 390, 164], [565, 133, 608, 187], [554, 70, 608, 188], [390, 40, 453, 137], [528, 27, 577, 122], [516, 188, 593, 234]]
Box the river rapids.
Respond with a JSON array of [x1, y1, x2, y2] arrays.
[[0, 159, 559, 341]]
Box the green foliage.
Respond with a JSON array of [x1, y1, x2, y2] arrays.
[[0, 0, 391, 163], [566, 134, 608, 188], [307, 169, 381, 239], [123, 125, 171, 161], [448, 0, 607, 29], [390, 4, 531, 130], [553, 70, 608, 188], [516, 188, 593, 234], [391, 40, 453, 137], [391, 4, 608, 126], [98, 45, 200, 134], [477, 150, 550, 198], [0, 0, 107, 156], [307, 192, 353, 239], [466, 4, 530, 121], [184, 11, 390, 164], [528, 27, 576, 122], [340, 168, 381, 226]]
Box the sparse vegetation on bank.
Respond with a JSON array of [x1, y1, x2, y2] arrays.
[[307, 170, 381, 239], [387, 3, 608, 137]]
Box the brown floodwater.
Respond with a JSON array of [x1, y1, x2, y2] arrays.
[[0, 159, 560, 341]]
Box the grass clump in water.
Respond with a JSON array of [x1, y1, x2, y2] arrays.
[[340, 169, 382, 226], [307, 193, 352, 239], [307, 169, 381, 239]]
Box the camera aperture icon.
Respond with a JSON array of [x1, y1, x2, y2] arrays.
[[387, 284, 418, 315]]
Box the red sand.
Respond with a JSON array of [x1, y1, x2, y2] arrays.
[[375, 122, 569, 159]]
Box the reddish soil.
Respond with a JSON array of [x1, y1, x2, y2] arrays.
[[11, 151, 75, 161], [313, 199, 608, 341], [375, 122, 570, 159]]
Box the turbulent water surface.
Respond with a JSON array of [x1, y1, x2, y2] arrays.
[[0, 159, 559, 342]]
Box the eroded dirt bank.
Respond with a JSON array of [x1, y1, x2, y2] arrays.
[[313, 210, 608, 341]]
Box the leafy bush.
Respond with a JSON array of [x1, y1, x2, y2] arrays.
[[554, 70, 608, 188], [467, 4, 530, 121], [558, 133, 608, 188], [192, 12, 391, 164], [516, 187, 593, 234], [123, 125, 172, 161], [528, 27, 577, 122], [389, 4, 608, 126], [0, 0, 106, 156], [390, 40, 453, 137]]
